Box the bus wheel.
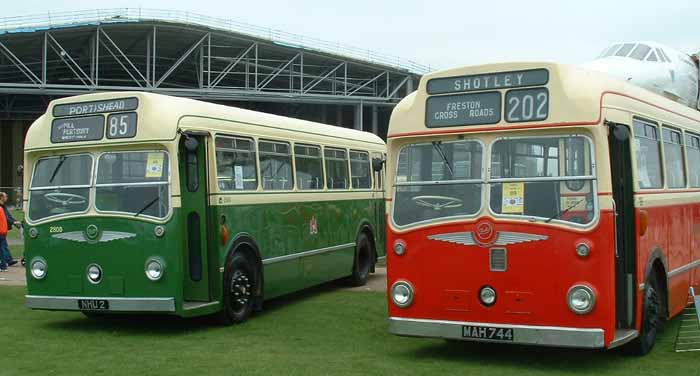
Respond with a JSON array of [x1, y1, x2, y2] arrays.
[[629, 273, 663, 355], [348, 232, 373, 287], [218, 253, 256, 325]]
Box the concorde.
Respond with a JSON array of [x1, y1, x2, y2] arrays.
[[580, 41, 699, 110]]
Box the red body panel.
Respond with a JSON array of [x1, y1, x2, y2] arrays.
[[635, 200, 700, 321], [387, 211, 618, 346]]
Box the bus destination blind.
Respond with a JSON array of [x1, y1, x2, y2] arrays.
[[427, 69, 549, 95], [425, 92, 502, 128], [53, 97, 139, 117], [51, 116, 105, 143]]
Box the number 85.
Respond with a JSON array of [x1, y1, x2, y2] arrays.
[[109, 115, 129, 136]]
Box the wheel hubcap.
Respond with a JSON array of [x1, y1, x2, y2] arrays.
[[231, 271, 252, 312]]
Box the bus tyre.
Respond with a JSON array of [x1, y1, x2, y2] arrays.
[[348, 232, 373, 287], [629, 273, 663, 356], [218, 253, 256, 325]]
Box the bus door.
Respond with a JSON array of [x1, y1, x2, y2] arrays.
[[179, 133, 212, 302], [608, 122, 637, 328]]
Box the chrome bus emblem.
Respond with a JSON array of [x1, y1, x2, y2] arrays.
[[53, 230, 136, 243], [86, 225, 99, 240], [428, 231, 548, 248]]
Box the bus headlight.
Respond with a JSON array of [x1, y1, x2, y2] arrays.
[[393, 240, 407, 256], [479, 286, 497, 306], [391, 280, 414, 308], [30, 258, 47, 279], [567, 285, 596, 314], [145, 258, 165, 281], [87, 264, 103, 284]]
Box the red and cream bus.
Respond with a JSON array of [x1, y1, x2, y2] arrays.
[[385, 62, 700, 354]]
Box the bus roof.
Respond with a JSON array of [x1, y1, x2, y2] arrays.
[[26, 91, 385, 151], [388, 62, 700, 138]]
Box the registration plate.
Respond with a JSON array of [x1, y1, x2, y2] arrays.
[[78, 299, 109, 310], [462, 325, 514, 341]]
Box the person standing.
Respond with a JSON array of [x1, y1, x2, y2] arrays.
[[0, 192, 19, 270]]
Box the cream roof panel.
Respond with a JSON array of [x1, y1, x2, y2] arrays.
[[388, 62, 700, 138], [26, 91, 385, 151]]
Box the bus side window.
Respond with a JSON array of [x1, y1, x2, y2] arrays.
[[633, 118, 663, 189], [686, 133, 700, 187], [325, 147, 349, 190], [662, 127, 686, 188], [215, 136, 258, 191], [294, 144, 323, 190], [350, 150, 371, 189], [259, 140, 293, 191]]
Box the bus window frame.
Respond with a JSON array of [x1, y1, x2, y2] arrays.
[[214, 133, 259, 193], [93, 149, 172, 221], [293, 142, 325, 192], [349, 149, 373, 191], [390, 138, 486, 229], [258, 139, 295, 192], [632, 117, 664, 190], [661, 125, 687, 189], [486, 134, 598, 228], [685, 131, 700, 188], [324, 146, 350, 191], [28, 153, 95, 223]]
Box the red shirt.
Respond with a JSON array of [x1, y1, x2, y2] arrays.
[[0, 207, 7, 236]]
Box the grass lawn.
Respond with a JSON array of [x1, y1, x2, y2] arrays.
[[1, 285, 697, 376]]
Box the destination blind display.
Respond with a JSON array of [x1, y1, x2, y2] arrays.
[[425, 68, 550, 127], [53, 97, 138, 117], [426, 92, 501, 127], [427, 69, 549, 95], [51, 116, 105, 143]]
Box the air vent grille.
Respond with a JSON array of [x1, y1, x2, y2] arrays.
[[490, 248, 507, 272]]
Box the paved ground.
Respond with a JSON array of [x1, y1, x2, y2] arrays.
[[0, 263, 25, 286], [344, 267, 387, 293]]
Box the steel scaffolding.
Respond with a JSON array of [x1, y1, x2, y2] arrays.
[[0, 9, 424, 107]]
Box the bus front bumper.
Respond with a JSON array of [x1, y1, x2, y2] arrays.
[[26, 295, 176, 312], [388, 317, 605, 349]]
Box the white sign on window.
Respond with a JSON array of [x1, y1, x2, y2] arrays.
[[234, 166, 244, 190]]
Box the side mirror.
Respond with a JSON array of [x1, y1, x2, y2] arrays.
[[612, 124, 630, 141], [372, 158, 385, 172], [184, 137, 199, 151]]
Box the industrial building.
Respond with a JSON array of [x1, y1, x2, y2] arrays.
[[0, 9, 426, 202]]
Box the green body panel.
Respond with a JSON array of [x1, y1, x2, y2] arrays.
[[214, 196, 386, 300], [179, 136, 211, 302], [24, 196, 385, 317], [24, 215, 185, 304]]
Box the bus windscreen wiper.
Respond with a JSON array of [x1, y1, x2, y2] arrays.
[[48, 155, 67, 183], [432, 141, 454, 178], [545, 197, 586, 223], [135, 196, 159, 217]]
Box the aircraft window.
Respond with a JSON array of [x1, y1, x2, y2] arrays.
[[658, 48, 672, 62], [615, 43, 636, 57], [601, 44, 621, 58], [629, 44, 651, 60], [646, 51, 658, 62], [655, 48, 668, 62]]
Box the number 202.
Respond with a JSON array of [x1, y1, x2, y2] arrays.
[[108, 115, 130, 137], [507, 92, 548, 122]]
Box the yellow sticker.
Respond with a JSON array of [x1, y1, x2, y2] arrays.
[[146, 153, 164, 178], [502, 182, 524, 214]]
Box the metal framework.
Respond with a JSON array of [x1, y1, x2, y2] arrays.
[[0, 10, 423, 107]]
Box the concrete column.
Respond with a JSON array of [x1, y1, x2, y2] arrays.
[[336, 105, 343, 127], [320, 104, 327, 124], [354, 103, 363, 131], [11, 121, 24, 188], [371, 105, 379, 136], [406, 78, 414, 95]]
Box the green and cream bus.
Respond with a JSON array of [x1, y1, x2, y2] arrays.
[[23, 92, 386, 323]]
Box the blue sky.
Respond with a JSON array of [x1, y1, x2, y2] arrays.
[[2, 0, 697, 71]]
